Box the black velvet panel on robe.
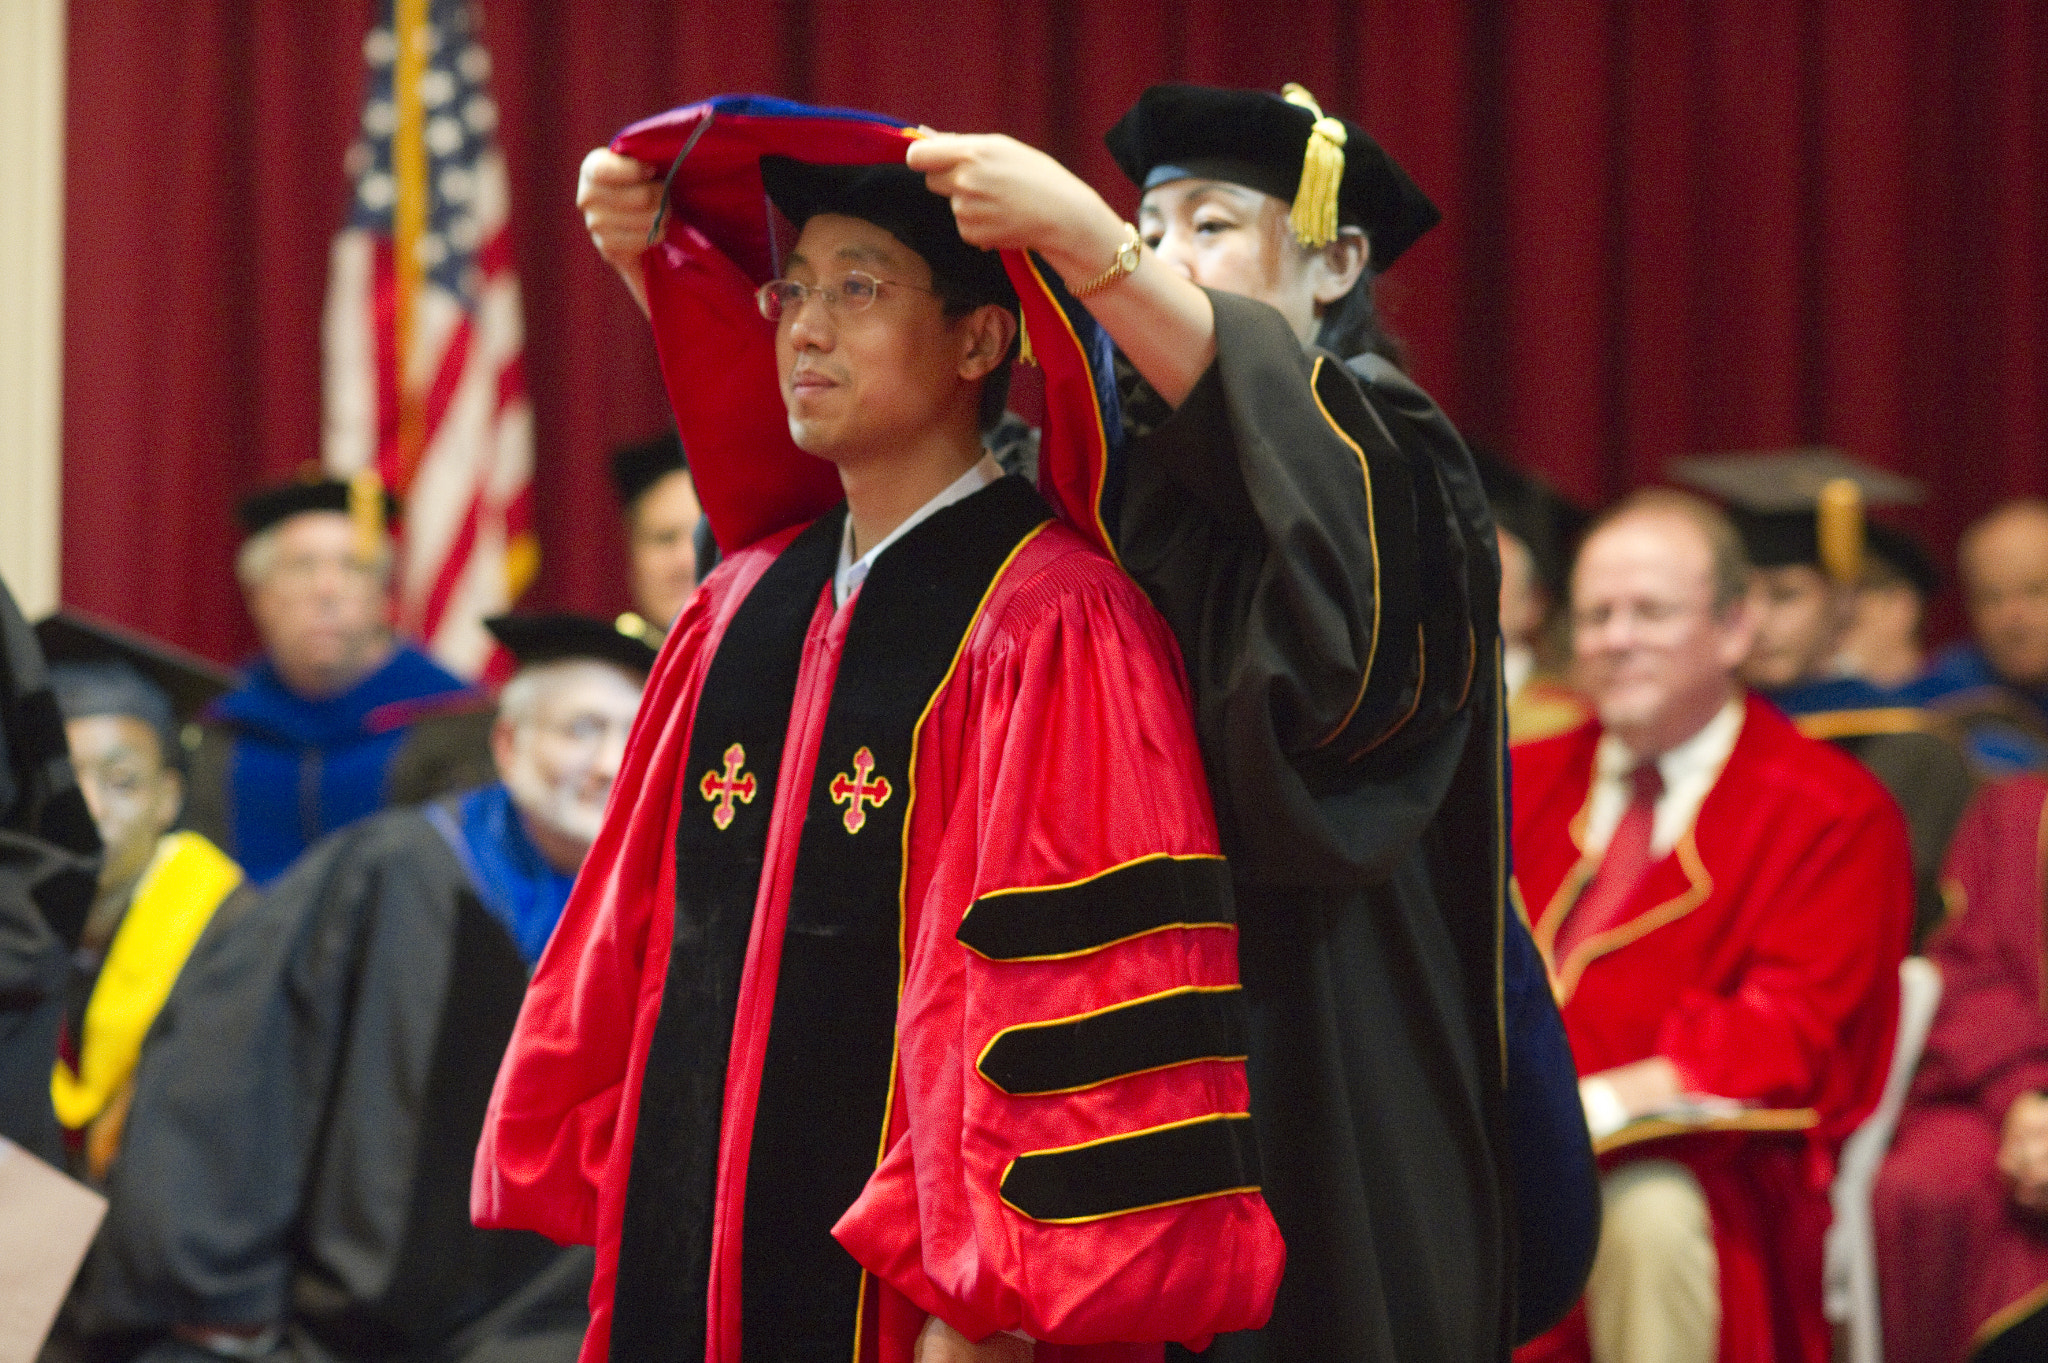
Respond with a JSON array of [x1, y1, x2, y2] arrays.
[[612, 477, 1051, 1363]]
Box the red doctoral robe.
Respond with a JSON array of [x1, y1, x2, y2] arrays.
[[1875, 774, 2048, 1363], [472, 482, 1282, 1363], [1512, 694, 1910, 1363]]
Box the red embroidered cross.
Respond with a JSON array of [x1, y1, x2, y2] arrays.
[[698, 743, 757, 831], [828, 746, 893, 834]]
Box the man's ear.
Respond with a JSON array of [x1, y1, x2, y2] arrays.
[[956, 305, 1018, 382], [1310, 229, 1371, 307], [489, 715, 519, 780]]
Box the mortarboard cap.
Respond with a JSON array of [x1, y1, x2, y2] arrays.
[[1666, 447, 1925, 585], [759, 155, 1018, 312], [35, 610, 234, 727], [1105, 82, 1441, 267], [1472, 448, 1588, 601], [236, 467, 400, 563], [484, 613, 660, 678], [609, 431, 691, 510]]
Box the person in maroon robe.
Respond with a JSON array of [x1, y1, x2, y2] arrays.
[[1512, 489, 1911, 1363], [472, 144, 1282, 1363], [1874, 773, 2048, 1363]]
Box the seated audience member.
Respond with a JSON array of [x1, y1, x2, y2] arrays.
[[1839, 523, 1942, 691], [1875, 773, 2048, 1363], [36, 612, 250, 1186], [75, 613, 653, 1363], [1907, 499, 2048, 774], [1673, 456, 1973, 948], [1514, 489, 1911, 1363], [610, 429, 710, 637], [1478, 448, 1591, 743], [183, 475, 474, 883], [0, 577, 100, 1168]]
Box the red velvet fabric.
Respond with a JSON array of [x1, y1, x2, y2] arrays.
[[63, 2, 2048, 664]]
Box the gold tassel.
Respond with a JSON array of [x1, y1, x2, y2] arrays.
[[1016, 310, 1036, 368], [1817, 477, 1865, 585], [348, 467, 386, 565], [614, 611, 657, 644], [1282, 83, 1347, 248]]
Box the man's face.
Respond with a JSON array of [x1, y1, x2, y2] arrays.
[[628, 469, 702, 625], [1138, 179, 1324, 343], [1963, 508, 2048, 689], [246, 512, 389, 694], [1571, 511, 1754, 754], [66, 714, 182, 894], [775, 214, 971, 466], [1740, 563, 1848, 691], [496, 661, 643, 857]]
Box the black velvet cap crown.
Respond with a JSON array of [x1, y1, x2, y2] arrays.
[[609, 430, 690, 510], [1862, 522, 1940, 598], [759, 155, 1018, 311], [1668, 448, 1923, 573], [235, 477, 399, 537], [484, 613, 660, 677], [1105, 83, 1442, 269], [36, 609, 234, 727]]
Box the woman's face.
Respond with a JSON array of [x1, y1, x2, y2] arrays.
[[1138, 179, 1364, 345]]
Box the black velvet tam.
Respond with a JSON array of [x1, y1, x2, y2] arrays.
[[609, 430, 689, 511], [1105, 83, 1440, 268]]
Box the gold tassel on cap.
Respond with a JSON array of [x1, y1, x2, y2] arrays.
[[1817, 476, 1865, 585], [348, 467, 386, 566], [1281, 83, 1347, 248], [1016, 310, 1036, 367]]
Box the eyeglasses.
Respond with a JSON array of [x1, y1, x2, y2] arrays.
[[755, 269, 936, 321]]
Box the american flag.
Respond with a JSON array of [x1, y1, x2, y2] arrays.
[[323, 0, 534, 680]]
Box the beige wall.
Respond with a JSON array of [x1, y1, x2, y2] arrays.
[[0, 0, 64, 618]]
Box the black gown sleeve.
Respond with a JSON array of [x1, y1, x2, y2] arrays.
[[1115, 289, 1497, 892]]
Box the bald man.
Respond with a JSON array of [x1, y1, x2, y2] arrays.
[[1907, 500, 2048, 774], [1513, 490, 1910, 1363]]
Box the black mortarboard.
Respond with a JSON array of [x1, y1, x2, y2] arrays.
[[609, 431, 691, 510], [1105, 83, 1441, 267], [1667, 448, 1924, 584], [236, 468, 400, 554], [759, 155, 1018, 311], [1472, 447, 1589, 601], [484, 613, 660, 677], [35, 610, 234, 726]]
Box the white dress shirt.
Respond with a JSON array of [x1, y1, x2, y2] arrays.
[[1584, 697, 1745, 859], [833, 454, 1005, 609]]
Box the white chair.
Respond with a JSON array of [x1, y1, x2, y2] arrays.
[[1824, 955, 1943, 1363]]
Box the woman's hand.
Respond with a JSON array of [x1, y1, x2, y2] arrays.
[[576, 147, 661, 318], [907, 132, 1127, 293]]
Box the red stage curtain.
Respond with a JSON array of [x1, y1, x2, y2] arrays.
[[63, 0, 2047, 664]]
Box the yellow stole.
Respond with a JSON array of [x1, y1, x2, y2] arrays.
[[51, 832, 242, 1163]]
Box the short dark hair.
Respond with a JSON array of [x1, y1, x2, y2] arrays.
[[1314, 267, 1407, 370]]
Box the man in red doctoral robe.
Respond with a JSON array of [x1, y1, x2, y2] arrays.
[[1513, 490, 1911, 1363], [1874, 773, 2048, 1363], [471, 138, 1282, 1363]]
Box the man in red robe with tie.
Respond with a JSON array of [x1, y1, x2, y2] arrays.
[[1513, 489, 1911, 1363], [1874, 772, 2048, 1363]]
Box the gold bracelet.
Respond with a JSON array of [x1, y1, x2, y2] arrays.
[[1071, 222, 1142, 297]]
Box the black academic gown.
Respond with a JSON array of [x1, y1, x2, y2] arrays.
[[77, 803, 589, 1363], [1120, 293, 1520, 1363], [0, 575, 100, 1167]]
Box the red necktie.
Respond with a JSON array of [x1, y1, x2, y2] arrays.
[[1556, 762, 1665, 961]]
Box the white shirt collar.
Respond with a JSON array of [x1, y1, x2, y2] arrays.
[[1586, 696, 1745, 859], [834, 454, 1004, 608]]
